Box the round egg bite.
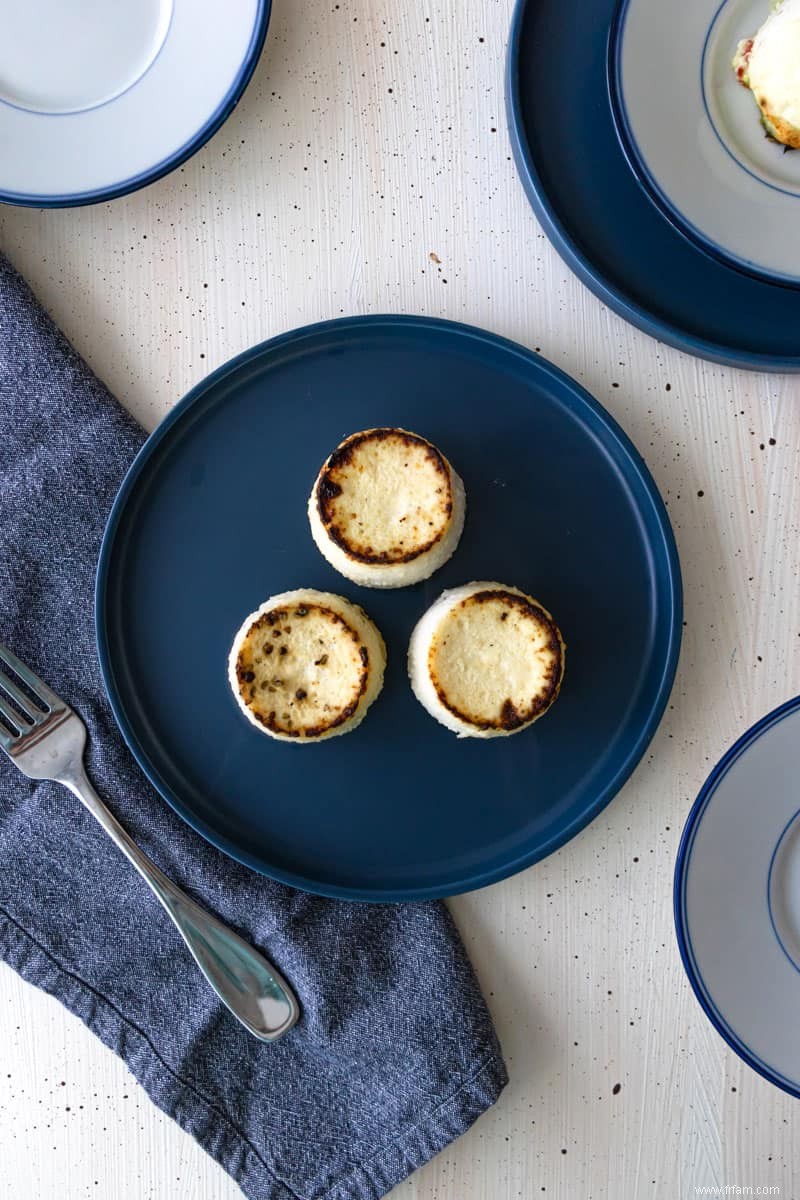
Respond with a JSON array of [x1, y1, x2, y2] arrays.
[[408, 582, 565, 738], [308, 427, 466, 588], [734, 1, 800, 149], [228, 589, 385, 742]]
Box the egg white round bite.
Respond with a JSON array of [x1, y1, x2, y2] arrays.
[[734, 0, 800, 148], [228, 589, 386, 743], [408, 582, 566, 738], [308, 427, 466, 588]]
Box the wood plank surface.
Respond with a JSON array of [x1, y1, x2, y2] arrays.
[[1, 1, 798, 1197]]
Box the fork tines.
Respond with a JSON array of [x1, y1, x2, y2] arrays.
[[0, 644, 65, 738]]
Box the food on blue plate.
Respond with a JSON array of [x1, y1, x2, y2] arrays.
[[408, 582, 565, 738], [308, 427, 466, 588], [228, 589, 385, 742], [733, 0, 800, 148]]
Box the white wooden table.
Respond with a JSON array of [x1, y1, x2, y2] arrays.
[[2, 1, 799, 1196]]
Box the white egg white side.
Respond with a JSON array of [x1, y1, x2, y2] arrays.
[[227, 588, 386, 743]]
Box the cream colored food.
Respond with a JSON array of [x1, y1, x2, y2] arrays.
[[308, 427, 466, 588], [733, 0, 800, 147], [408, 582, 565, 738], [228, 589, 385, 742]]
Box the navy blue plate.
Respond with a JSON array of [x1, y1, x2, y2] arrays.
[[506, 0, 800, 371], [96, 316, 681, 901]]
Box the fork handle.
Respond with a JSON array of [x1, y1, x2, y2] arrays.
[[60, 763, 299, 1042]]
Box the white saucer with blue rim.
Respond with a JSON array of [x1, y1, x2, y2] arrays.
[[610, 0, 800, 286], [676, 697, 800, 1096], [0, 0, 270, 208]]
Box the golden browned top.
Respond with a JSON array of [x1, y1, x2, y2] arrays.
[[428, 589, 565, 732], [314, 428, 454, 565], [233, 601, 370, 738]]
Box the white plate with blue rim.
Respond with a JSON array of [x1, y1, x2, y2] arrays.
[[610, 0, 800, 287], [0, 0, 271, 208], [676, 696, 800, 1096]]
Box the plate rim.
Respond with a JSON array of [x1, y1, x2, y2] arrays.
[[0, 0, 271, 209], [674, 693, 800, 1098], [607, 0, 800, 291], [95, 313, 683, 901], [504, 0, 800, 373]]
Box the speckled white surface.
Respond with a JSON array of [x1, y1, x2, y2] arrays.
[[2, 1, 800, 1197]]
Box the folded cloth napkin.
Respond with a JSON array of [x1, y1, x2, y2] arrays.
[[0, 252, 507, 1200]]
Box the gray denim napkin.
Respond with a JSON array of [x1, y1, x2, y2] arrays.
[[0, 252, 507, 1200]]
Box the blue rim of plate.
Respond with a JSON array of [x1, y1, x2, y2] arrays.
[[95, 313, 683, 901], [674, 694, 800, 1099], [504, 0, 800, 371], [607, 0, 799, 292], [0, 0, 271, 209], [767, 805, 800, 979]]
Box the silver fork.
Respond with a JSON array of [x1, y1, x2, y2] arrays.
[[0, 644, 299, 1042]]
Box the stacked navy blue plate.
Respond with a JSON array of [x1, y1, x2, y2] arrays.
[[506, 0, 800, 370]]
